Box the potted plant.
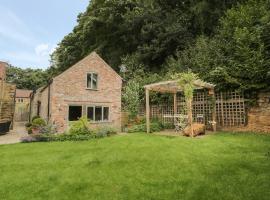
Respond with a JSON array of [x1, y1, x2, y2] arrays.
[[31, 118, 46, 134]]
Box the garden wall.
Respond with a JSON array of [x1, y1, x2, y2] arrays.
[[0, 62, 16, 133], [247, 92, 270, 133]]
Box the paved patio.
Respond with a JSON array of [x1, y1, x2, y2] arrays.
[[0, 122, 28, 145]]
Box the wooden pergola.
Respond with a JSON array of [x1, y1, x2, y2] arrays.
[[144, 79, 216, 134]]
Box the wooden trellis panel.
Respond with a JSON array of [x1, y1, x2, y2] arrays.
[[215, 91, 246, 127], [139, 90, 246, 128]]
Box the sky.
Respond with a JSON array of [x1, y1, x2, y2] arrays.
[[0, 0, 89, 69]]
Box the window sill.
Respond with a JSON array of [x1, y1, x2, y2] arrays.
[[86, 88, 98, 91], [89, 121, 112, 124], [68, 121, 111, 124]]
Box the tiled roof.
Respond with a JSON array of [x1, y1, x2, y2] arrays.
[[16, 89, 32, 98]]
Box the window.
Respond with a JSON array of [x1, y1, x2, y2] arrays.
[[87, 73, 98, 90], [68, 106, 82, 121], [87, 106, 109, 122], [17, 98, 23, 103]]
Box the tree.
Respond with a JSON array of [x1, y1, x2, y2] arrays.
[[122, 80, 141, 118], [169, 0, 270, 92], [6, 66, 49, 90], [49, 0, 243, 78]]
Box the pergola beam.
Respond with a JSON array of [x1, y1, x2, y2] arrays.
[[144, 79, 215, 94]]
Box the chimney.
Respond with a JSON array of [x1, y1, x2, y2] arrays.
[[0, 61, 7, 81]]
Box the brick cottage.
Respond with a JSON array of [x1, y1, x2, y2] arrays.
[[30, 52, 122, 133]]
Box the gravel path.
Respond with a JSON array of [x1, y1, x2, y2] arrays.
[[0, 122, 28, 145]]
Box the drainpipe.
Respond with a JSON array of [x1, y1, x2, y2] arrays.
[[47, 80, 53, 122], [29, 90, 35, 122]]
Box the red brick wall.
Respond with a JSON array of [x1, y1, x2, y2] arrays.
[[247, 92, 270, 133], [43, 52, 122, 133]]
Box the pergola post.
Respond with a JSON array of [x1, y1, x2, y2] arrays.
[[187, 98, 194, 137], [173, 93, 177, 115], [210, 89, 217, 132], [146, 88, 150, 133]]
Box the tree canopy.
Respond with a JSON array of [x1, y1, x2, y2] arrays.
[[167, 0, 270, 91], [8, 0, 270, 94], [6, 66, 49, 90], [50, 0, 243, 74]]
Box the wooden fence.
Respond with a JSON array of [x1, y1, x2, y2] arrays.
[[138, 90, 246, 128]]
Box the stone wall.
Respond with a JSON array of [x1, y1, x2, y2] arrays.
[[247, 92, 270, 133], [39, 86, 49, 121], [0, 62, 16, 132], [0, 84, 16, 123]]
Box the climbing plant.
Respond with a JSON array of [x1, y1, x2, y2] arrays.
[[173, 72, 199, 137]]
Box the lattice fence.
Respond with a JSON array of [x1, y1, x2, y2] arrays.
[[216, 91, 246, 127], [139, 90, 246, 128]]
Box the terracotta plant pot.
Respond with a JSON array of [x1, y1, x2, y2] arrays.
[[31, 127, 40, 134]]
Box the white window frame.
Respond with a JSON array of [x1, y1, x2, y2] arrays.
[[86, 105, 110, 123], [86, 72, 98, 90]]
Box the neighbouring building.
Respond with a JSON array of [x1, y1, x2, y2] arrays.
[[14, 89, 32, 122], [30, 52, 122, 133], [0, 62, 16, 134]]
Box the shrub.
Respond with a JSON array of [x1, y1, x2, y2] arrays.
[[25, 122, 32, 128], [69, 116, 93, 136], [127, 122, 163, 133], [127, 124, 145, 133], [32, 118, 46, 128], [95, 126, 117, 138], [39, 124, 57, 134], [47, 134, 94, 142], [26, 117, 47, 134], [163, 123, 174, 129], [21, 133, 95, 143], [151, 122, 163, 132], [26, 127, 32, 134], [20, 118, 118, 143], [31, 116, 40, 122]]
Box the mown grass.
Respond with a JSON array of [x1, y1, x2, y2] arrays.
[[0, 132, 270, 200]]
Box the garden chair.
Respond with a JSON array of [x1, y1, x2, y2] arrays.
[[174, 115, 188, 133]]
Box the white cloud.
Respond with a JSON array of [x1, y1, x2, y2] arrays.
[[35, 43, 56, 57], [35, 43, 49, 57], [0, 5, 58, 69]]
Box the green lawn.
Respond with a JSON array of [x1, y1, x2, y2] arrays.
[[0, 133, 270, 200]]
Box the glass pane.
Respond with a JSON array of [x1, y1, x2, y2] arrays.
[[87, 74, 92, 88], [95, 106, 102, 121], [103, 107, 109, 121], [87, 107, 94, 121], [68, 106, 82, 121], [92, 73, 98, 89]]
